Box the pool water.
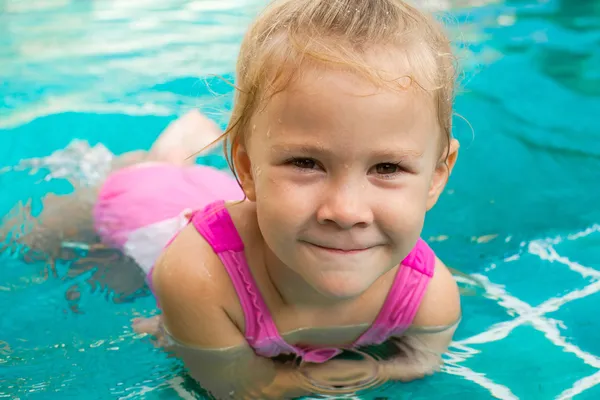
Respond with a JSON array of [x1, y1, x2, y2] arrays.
[[1, 0, 599, 399]]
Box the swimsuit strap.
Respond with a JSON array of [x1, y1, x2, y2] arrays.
[[354, 238, 436, 346], [190, 201, 297, 357]]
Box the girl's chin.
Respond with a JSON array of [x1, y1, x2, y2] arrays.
[[304, 271, 377, 300]]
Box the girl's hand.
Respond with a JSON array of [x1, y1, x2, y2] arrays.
[[132, 315, 171, 349]]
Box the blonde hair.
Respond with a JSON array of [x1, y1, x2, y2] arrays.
[[220, 0, 457, 177]]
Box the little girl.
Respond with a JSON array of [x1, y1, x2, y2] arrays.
[[5, 0, 463, 398], [128, 0, 463, 399]]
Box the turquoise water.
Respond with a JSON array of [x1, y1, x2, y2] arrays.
[[1, 0, 599, 399]]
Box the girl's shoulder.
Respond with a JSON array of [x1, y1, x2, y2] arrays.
[[154, 221, 234, 291], [411, 256, 461, 328], [151, 221, 244, 341], [151, 201, 260, 341]]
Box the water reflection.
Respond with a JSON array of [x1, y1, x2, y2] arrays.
[[166, 341, 401, 399], [297, 350, 385, 395], [0, 0, 264, 128], [0, 0, 504, 129], [539, 0, 600, 96]]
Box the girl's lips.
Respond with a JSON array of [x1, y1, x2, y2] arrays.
[[308, 242, 373, 254]]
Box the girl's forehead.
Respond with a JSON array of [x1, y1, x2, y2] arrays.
[[260, 43, 430, 95], [245, 67, 440, 161], [255, 66, 437, 131]]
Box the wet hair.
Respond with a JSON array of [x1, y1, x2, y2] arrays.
[[219, 0, 457, 177]]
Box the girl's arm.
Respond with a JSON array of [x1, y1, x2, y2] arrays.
[[381, 256, 461, 382], [150, 225, 313, 400]]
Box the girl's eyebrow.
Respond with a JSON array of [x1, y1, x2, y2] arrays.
[[270, 144, 328, 156], [270, 143, 423, 160]]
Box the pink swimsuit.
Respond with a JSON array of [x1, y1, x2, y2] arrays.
[[95, 164, 436, 363], [93, 163, 244, 272], [151, 200, 436, 364]]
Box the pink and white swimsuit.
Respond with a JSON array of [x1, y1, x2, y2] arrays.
[[93, 163, 244, 273], [94, 163, 436, 363]]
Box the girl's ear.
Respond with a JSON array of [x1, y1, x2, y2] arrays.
[[232, 138, 257, 202], [427, 138, 459, 210]]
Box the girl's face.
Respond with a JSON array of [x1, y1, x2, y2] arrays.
[[235, 63, 457, 300]]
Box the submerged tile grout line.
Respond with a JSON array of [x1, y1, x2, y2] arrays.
[[442, 363, 520, 400], [528, 240, 600, 280], [456, 276, 600, 368], [556, 370, 600, 400], [447, 233, 600, 399]]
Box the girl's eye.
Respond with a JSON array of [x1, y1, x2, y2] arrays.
[[374, 163, 402, 175], [290, 158, 317, 169]]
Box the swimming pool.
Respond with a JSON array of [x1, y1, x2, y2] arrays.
[[1, 0, 599, 398]]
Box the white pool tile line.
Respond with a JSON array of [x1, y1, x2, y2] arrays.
[[443, 363, 520, 400], [449, 229, 600, 399], [556, 370, 600, 400], [529, 241, 600, 280]]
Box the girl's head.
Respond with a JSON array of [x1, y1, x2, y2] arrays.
[[225, 0, 459, 300]]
